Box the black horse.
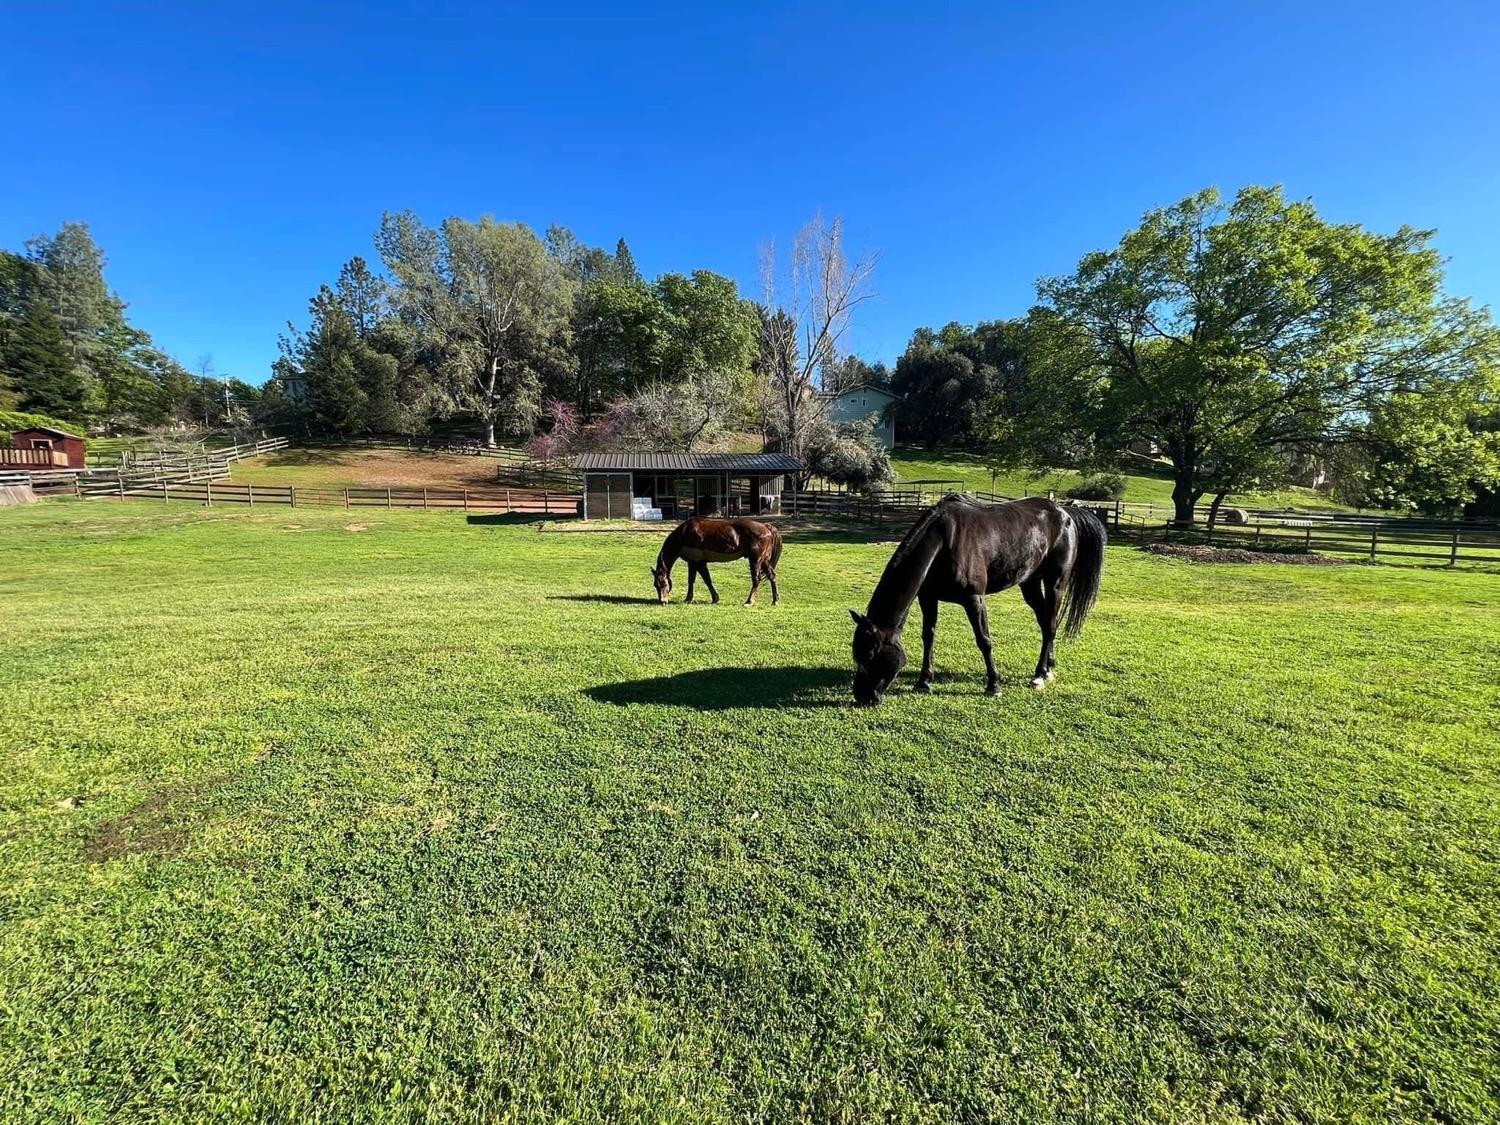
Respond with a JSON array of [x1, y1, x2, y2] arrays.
[[850, 494, 1106, 704]]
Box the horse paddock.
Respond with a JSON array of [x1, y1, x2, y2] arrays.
[[2, 501, 1497, 1122]]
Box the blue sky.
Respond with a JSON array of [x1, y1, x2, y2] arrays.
[[5, 1, 1499, 383]]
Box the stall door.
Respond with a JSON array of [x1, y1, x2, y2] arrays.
[[585, 473, 632, 519]]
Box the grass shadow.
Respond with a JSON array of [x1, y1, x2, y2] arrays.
[[465, 514, 546, 527], [551, 593, 658, 605], [585, 665, 849, 710]]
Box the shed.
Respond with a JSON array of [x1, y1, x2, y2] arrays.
[[1, 426, 87, 469], [573, 452, 803, 520]]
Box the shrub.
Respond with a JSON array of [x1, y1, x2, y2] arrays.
[[1066, 472, 1127, 501]]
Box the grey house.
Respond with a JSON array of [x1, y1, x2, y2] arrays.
[[823, 384, 897, 448]]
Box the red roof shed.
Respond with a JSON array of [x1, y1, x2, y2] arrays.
[[2, 426, 87, 469]]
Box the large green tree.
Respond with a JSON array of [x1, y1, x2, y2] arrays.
[[4, 291, 84, 418], [1018, 186, 1500, 521], [378, 213, 577, 446]]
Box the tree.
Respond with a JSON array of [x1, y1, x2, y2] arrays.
[[655, 270, 759, 389], [335, 257, 387, 338], [758, 213, 877, 474], [599, 371, 742, 452], [821, 354, 888, 394], [378, 213, 577, 446], [804, 415, 895, 492], [4, 291, 84, 418], [1022, 185, 1500, 522]]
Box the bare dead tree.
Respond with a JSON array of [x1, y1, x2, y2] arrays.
[[758, 214, 878, 477]]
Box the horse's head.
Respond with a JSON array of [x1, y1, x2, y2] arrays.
[[650, 565, 672, 604], [849, 609, 906, 705]]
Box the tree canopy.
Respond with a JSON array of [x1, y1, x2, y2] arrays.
[[1003, 186, 1500, 519]]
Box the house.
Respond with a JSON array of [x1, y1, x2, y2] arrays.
[[823, 384, 897, 448], [0, 426, 87, 469], [574, 452, 803, 520]]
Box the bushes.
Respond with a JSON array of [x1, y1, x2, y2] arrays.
[[0, 409, 81, 442], [1066, 472, 1127, 501]]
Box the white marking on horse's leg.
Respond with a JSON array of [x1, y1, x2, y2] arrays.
[[1028, 676, 1047, 690]]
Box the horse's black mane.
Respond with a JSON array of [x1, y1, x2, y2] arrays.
[[888, 492, 974, 567]]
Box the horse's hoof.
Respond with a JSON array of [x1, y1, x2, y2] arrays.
[[1028, 676, 1046, 690], [913, 681, 931, 694], [984, 683, 1000, 697]]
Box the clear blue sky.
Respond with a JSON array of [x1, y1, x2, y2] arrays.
[[5, 1, 1499, 383]]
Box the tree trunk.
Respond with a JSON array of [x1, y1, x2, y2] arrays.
[[1207, 490, 1229, 527], [485, 418, 496, 449], [1170, 466, 1200, 525]]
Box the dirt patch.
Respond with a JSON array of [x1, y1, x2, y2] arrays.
[[82, 781, 213, 862], [234, 448, 509, 490], [1142, 544, 1347, 566], [345, 523, 368, 532]]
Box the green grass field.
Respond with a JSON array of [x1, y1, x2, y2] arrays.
[[890, 449, 1359, 512], [2, 502, 1497, 1121]]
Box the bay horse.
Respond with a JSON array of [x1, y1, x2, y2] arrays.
[[850, 494, 1105, 704], [651, 517, 784, 606]]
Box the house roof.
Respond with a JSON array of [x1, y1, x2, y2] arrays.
[[574, 452, 803, 473], [821, 383, 897, 401], [14, 425, 83, 439]]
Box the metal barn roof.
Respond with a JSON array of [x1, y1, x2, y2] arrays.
[[573, 452, 802, 473]]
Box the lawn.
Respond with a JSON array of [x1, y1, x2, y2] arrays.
[[890, 448, 1360, 512], [1, 502, 1497, 1122]]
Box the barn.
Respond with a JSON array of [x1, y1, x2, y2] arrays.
[[1, 426, 87, 469], [574, 452, 803, 520]]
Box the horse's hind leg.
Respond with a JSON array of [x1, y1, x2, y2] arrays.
[[962, 594, 1000, 696], [914, 590, 939, 693], [699, 564, 719, 604], [1020, 575, 1059, 689], [745, 558, 760, 605]]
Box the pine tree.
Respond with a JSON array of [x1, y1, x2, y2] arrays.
[[614, 238, 640, 283], [302, 288, 369, 435], [4, 291, 85, 419]]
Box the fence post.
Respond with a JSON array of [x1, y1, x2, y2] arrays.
[[163, 480, 169, 503], [387, 487, 392, 510], [1450, 529, 1461, 565], [506, 488, 511, 514], [1304, 526, 1312, 552], [1369, 526, 1378, 560], [206, 480, 213, 507], [290, 486, 297, 509], [1252, 524, 1260, 548], [544, 489, 550, 515], [118, 471, 125, 500], [463, 489, 469, 511], [1205, 517, 1215, 546], [344, 487, 349, 509], [248, 483, 255, 508], [422, 488, 428, 511]]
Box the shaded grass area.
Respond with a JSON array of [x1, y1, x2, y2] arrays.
[[891, 448, 1360, 511], [1, 502, 1497, 1121]]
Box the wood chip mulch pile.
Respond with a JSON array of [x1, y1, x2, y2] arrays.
[[1141, 543, 1347, 566]]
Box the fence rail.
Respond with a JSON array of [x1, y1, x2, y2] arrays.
[[87, 479, 581, 515]]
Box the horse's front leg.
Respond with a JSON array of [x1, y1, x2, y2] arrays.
[[700, 564, 719, 604], [962, 594, 1000, 696], [914, 590, 939, 693]]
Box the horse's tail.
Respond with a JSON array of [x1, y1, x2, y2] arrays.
[[1061, 506, 1106, 640]]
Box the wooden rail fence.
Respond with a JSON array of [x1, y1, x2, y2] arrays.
[[93, 479, 581, 515]]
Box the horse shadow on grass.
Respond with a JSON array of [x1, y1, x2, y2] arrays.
[[551, 594, 659, 605], [585, 665, 849, 710], [465, 514, 551, 527]]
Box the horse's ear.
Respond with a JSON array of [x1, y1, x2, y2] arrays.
[[849, 609, 867, 627]]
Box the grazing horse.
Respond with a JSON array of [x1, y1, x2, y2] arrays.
[[651, 517, 784, 606], [850, 494, 1105, 704]]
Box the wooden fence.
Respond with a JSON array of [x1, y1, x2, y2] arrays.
[[1108, 511, 1500, 565], [97, 479, 581, 515]]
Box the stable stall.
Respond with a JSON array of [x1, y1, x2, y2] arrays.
[[574, 452, 802, 521]]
